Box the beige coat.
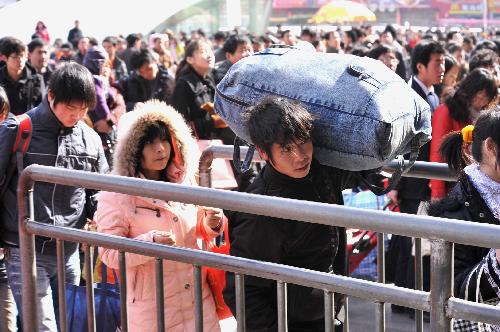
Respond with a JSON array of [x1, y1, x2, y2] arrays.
[[95, 101, 222, 331]]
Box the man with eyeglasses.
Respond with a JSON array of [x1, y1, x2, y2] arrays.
[[0, 37, 45, 115]]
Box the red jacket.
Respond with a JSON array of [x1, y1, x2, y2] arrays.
[[429, 104, 469, 198]]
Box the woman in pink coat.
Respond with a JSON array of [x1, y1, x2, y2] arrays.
[[95, 100, 223, 331]]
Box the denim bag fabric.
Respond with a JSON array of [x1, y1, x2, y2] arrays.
[[214, 47, 431, 174]]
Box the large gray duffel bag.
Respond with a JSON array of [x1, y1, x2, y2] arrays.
[[214, 46, 431, 190]]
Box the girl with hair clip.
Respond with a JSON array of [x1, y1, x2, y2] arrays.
[[428, 110, 500, 326], [95, 100, 224, 331]]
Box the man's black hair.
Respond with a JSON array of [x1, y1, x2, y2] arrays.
[[130, 48, 155, 71], [244, 96, 313, 159], [301, 28, 316, 39], [472, 40, 499, 56], [383, 25, 397, 40], [103, 36, 117, 46], [48, 62, 96, 109], [469, 49, 498, 72], [446, 42, 462, 55], [222, 35, 251, 55], [27, 38, 46, 53], [126, 33, 141, 48], [367, 44, 397, 60], [0, 37, 26, 57], [411, 39, 445, 75], [88, 37, 99, 47], [213, 31, 227, 42]]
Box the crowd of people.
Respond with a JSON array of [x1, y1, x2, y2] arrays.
[[0, 18, 499, 331]]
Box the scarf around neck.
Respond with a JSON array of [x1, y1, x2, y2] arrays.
[[464, 164, 500, 220]]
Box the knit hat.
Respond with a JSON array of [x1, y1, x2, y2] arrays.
[[83, 46, 108, 75]]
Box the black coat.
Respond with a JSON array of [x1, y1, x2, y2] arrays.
[[118, 65, 174, 112], [171, 66, 216, 140], [223, 160, 354, 331], [0, 64, 45, 116], [396, 79, 431, 201], [428, 175, 500, 301]]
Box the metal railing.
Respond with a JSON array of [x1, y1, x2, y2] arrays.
[[17, 155, 500, 332], [199, 144, 457, 332]]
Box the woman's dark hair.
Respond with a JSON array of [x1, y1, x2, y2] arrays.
[[0, 85, 10, 117], [48, 62, 96, 109], [175, 39, 206, 81], [135, 121, 174, 180], [440, 109, 500, 174], [244, 96, 313, 160], [445, 68, 497, 122], [443, 54, 458, 74]]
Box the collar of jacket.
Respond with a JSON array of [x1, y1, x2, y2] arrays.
[[36, 96, 67, 134], [183, 65, 215, 88], [262, 159, 316, 190]]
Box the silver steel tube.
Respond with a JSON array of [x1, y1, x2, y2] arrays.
[[27, 222, 432, 311], [447, 298, 500, 325], [430, 240, 452, 332], [375, 233, 385, 332], [17, 174, 37, 332], [343, 297, 349, 332], [155, 258, 165, 332], [324, 291, 334, 332], [277, 281, 287, 332], [235, 273, 246, 332], [119, 251, 128, 332], [84, 245, 96, 332], [57, 240, 67, 332], [21, 166, 500, 250], [415, 237, 423, 332], [194, 265, 203, 332], [199, 145, 456, 181]]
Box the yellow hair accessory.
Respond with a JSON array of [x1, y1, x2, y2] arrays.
[[461, 125, 474, 143]]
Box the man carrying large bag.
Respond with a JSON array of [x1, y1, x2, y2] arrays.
[[216, 45, 431, 331]]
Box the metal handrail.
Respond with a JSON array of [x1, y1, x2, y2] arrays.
[[17, 164, 500, 332]]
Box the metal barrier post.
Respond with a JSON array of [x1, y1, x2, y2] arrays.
[[194, 265, 203, 332], [119, 251, 128, 332], [235, 273, 246, 332], [325, 291, 334, 332], [155, 258, 165, 332], [277, 281, 287, 332], [415, 237, 423, 332], [18, 176, 37, 332], [375, 233, 385, 332], [430, 240, 452, 332], [57, 239, 67, 332], [84, 244, 96, 332]]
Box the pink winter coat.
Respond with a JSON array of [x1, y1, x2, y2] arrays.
[[95, 102, 222, 332]]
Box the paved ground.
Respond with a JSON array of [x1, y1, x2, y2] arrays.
[[348, 296, 430, 332]]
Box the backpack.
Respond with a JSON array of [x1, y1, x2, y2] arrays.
[[0, 114, 32, 199], [214, 46, 432, 194]]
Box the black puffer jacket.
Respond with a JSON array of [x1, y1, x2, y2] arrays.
[[223, 160, 354, 331], [428, 175, 500, 301], [0, 64, 45, 116]]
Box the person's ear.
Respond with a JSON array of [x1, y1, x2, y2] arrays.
[[416, 63, 425, 73], [255, 146, 269, 162], [47, 89, 54, 103], [186, 56, 194, 65], [485, 137, 498, 157]]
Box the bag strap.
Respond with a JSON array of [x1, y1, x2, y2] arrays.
[[232, 136, 255, 175], [0, 114, 32, 199]]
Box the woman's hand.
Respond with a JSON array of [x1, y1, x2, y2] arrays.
[[152, 231, 176, 245], [202, 207, 223, 230]]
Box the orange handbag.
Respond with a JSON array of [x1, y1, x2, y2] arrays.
[[199, 217, 233, 320]]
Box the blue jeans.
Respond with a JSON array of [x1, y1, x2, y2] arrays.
[[0, 256, 17, 332], [5, 246, 80, 332]]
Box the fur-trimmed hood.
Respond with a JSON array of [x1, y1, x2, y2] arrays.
[[113, 100, 199, 182]]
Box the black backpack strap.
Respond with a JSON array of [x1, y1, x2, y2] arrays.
[[0, 114, 32, 199], [232, 136, 255, 174]]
